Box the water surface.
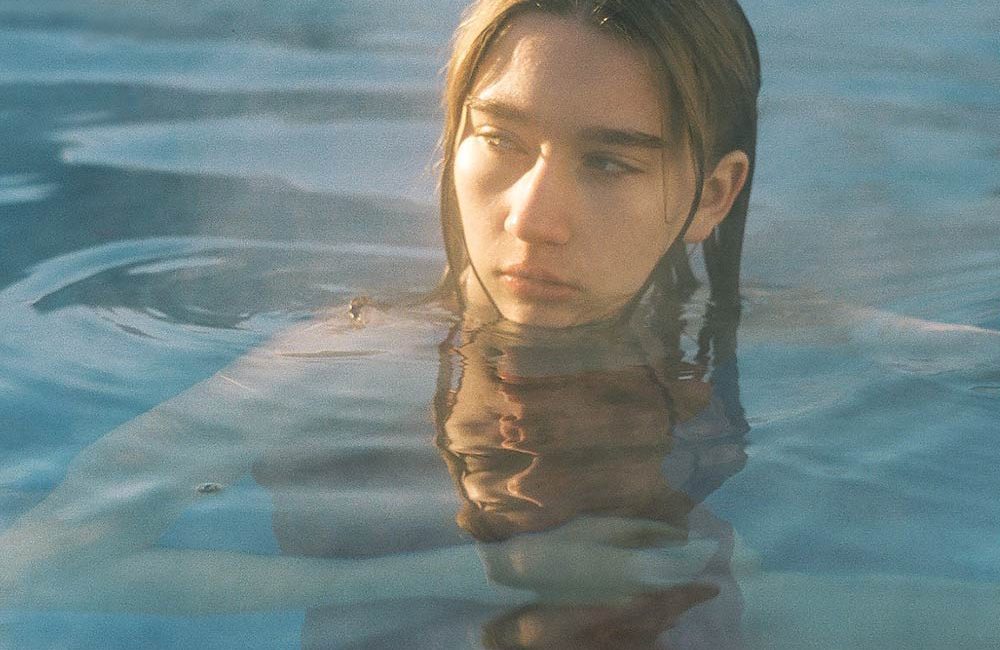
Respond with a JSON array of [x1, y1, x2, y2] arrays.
[[1, 1, 998, 648]]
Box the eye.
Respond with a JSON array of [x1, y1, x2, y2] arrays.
[[583, 153, 641, 176], [476, 129, 519, 152]]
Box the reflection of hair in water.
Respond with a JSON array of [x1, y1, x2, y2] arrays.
[[437, 329, 666, 537], [433, 295, 747, 537], [431, 310, 747, 647]]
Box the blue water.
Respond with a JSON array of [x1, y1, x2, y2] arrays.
[[1, 0, 999, 648]]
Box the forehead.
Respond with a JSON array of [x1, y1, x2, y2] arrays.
[[468, 12, 664, 137]]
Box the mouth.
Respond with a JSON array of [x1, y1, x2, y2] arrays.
[[497, 263, 581, 301]]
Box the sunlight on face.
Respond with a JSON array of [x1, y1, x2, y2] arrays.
[[453, 13, 697, 328]]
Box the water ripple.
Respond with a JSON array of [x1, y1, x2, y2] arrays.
[[0, 28, 441, 93], [2, 236, 442, 307]]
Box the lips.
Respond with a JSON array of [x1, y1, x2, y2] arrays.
[[497, 263, 580, 301], [499, 263, 574, 286]]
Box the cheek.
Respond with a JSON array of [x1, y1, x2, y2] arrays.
[[453, 137, 480, 195], [453, 140, 478, 214], [453, 142, 489, 259], [454, 140, 504, 237], [586, 182, 675, 278], [454, 138, 513, 207]]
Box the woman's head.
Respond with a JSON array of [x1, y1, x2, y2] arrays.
[[438, 0, 760, 327]]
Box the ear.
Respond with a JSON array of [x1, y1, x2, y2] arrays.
[[683, 150, 750, 244]]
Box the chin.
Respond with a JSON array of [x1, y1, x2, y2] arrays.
[[500, 302, 596, 329]]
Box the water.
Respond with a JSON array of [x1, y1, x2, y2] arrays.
[[1, 1, 999, 648]]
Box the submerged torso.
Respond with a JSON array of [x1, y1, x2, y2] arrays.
[[245, 300, 748, 648]]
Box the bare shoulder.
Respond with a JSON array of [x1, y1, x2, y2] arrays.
[[738, 285, 1000, 383], [127, 297, 456, 430], [239, 298, 457, 364]]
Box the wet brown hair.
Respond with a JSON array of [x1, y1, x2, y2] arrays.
[[437, 0, 761, 311]]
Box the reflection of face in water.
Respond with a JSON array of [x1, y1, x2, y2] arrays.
[[453, 13, 700, 328], [438, 323, 711, 540], [435, 320, 746, 648]]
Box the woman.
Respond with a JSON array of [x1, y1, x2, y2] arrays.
[[438, 0, 758, 330], [1, 0, 764, 647]]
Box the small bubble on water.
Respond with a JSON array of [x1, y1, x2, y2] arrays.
[[196, 482, 224, 495], [348, 295, 372, 325]]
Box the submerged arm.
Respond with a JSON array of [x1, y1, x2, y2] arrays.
[[5, 543, 527, 615], [2, 344, 302, 576], [2, 310, 460, 610]]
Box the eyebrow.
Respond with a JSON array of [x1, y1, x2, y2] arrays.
[[464, 97, 667, 150]]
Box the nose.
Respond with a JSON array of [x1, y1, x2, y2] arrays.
[[503, 156, 572, 245]]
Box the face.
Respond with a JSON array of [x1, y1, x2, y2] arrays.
[[453, 13, 698, 328]]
